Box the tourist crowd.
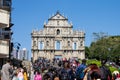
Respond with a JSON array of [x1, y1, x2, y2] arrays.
[[0, 58, 120, 80]]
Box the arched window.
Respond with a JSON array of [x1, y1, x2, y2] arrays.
[[55, 41, 60, 50], [73, 42, 77, 50], [57, 29, 60, 35], [39, 41, 44, 49]]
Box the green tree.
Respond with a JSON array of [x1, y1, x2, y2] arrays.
[[89, 33, 120, 64], [111, 44, 120, 64], [85, 46, 90, 59], [89, 32, 109, 60]]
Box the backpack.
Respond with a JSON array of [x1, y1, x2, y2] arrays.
[[100, 66, 111, 80]]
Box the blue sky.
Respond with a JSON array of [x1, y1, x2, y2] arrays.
[[12, 0, 120, 54]]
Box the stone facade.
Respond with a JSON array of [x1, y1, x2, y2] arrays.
[[31, 12, 85, 61]]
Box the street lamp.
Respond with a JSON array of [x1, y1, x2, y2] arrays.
[[10, 42, 21, 59], [14, 42, 21, 59]]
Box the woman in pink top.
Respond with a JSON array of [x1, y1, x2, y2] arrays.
[[34, 70, 42, 80], [17, 68, 24, 80]]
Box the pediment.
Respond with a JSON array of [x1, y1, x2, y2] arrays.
[[49, 12, 67, 20]]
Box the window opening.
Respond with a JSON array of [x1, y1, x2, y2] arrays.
[[57, 29, 60, 35]]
